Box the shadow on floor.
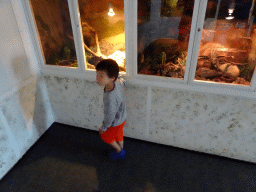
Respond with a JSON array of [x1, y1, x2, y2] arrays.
[[1, 122, 256, 192]]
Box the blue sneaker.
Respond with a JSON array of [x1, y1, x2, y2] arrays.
[[109, 149, 126, 160]]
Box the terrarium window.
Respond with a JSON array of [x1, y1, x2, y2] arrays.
[[138, 0, 194, 78], [161, 0, 181, 17], [30, 0, 78, 68], [196, 0, 256, 86], [77, 0, 126, 72]]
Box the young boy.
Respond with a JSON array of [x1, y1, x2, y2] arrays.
[[96, 59, 127, 160]]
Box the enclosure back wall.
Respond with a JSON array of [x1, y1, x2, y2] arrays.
[[0, 0, 54, 180]]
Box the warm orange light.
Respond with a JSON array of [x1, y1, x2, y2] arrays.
[[226, 0, 235, 20], [108, 50, 125, 67], [108, 8, 115, 17], [226, 16, 234, 20]]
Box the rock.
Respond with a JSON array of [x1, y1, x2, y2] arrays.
[[233, 77, 250, 85], [180, 66, 186, 76], [158, 62, 185, 77], [87, 63, 95, 69], [197, 59, 205, 69], [58, 60, 70, 66], [226, 65, 240, 78], [218, 63, 228, 73], [158, 63, 172, 76], [212, 76, 235, 83], [220, 75, 235, 83], [88, 56, 103, 66], [218, 64, 240, 78], [197, 59, 212, 69], [167, 72, 180, 78], [196, 67, 223, 78], [139, 68, 155, 75], [202, 60, 212, 68], [198, 42, 228, 58]]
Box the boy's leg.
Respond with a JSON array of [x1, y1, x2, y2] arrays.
[[117, 141, 123, 149], [116, 120, 126, 150], [110, 141, 122, 153], [109, 140, 126, 160]]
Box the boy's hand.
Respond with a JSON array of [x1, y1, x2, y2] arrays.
[[118, 76, 126, 86], [99, 129, 105, 135]]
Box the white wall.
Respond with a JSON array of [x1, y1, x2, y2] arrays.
[[0, 0, 33, 95], [42, 73, 256, 163], [0, 0, 54, 179]]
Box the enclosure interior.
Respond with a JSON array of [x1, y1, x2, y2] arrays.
[[30, 0, 126, 71], [138, 0, 256, 86], [30, 0, 256, 86]]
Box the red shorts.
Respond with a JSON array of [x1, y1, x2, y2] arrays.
[[100, 120, 126, 144]]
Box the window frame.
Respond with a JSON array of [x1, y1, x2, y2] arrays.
[[187, 0, 256, 92], [133, 0, 256, 94], [16, 0, 256, 98]]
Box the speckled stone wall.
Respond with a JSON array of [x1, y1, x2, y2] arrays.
[[124, 85, 148, 140], [150, 87, 256, 162], [0, 0, 54, 180], [0, 76, 54, 179], [44, 75, 103, 129], [43, 74, 256, 163], [0, 116, 16, 178], [43, 75, 150, 139]]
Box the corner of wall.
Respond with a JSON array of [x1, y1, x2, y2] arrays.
[[0, 74, 55, 180]]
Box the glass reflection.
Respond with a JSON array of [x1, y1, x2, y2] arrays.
[[196, 0, 256, 86], [138, 0, 195, 78], [78, 0, 126, 72], [30, 0, 78, 67]]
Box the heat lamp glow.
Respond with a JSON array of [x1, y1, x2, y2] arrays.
[[108, 8, 115, 17], [226, 0, 235, 20], [226, 9, 234, 20], [108, 50, 125, 67]]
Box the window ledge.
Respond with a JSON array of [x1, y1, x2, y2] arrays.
[[41, 67, 256, 100], [41, 67, 96, 81], [128, 76, 256, 99]]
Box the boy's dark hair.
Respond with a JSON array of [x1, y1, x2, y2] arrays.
[[96, 59, 119, 81]]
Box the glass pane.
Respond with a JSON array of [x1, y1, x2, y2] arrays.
[[197, 0, 256, 86], [138, 0, 195, 78], [78, 0, 126, 72], [30, 0, 78, 67]]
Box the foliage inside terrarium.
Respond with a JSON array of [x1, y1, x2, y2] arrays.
[[138, 40, 187, 78], [177, 51, 187, 67], [46, 52, 59, 65], [239, 58, 256, 82], [71, 62, 78, 68]]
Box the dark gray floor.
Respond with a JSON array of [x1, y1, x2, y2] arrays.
[[1, 122, 256, 192]]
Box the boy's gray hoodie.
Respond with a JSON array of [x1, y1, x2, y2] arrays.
[[100, 77, 127, 131]]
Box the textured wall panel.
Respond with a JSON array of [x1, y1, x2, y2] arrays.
[[0, 76, 53, 179], [150, 87, 256, 162], [0, 119, 16, 178], [124, 85, 148, 139], [43, 73, 256, 162], [44, 75, 103, 130]]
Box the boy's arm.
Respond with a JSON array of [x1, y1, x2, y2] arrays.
[[100, 97, 118, 132], [100, 77, 125, 132], [117, 75, 126, 86]]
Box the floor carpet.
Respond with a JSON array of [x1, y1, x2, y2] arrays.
[[0, 122, 256, 192]]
